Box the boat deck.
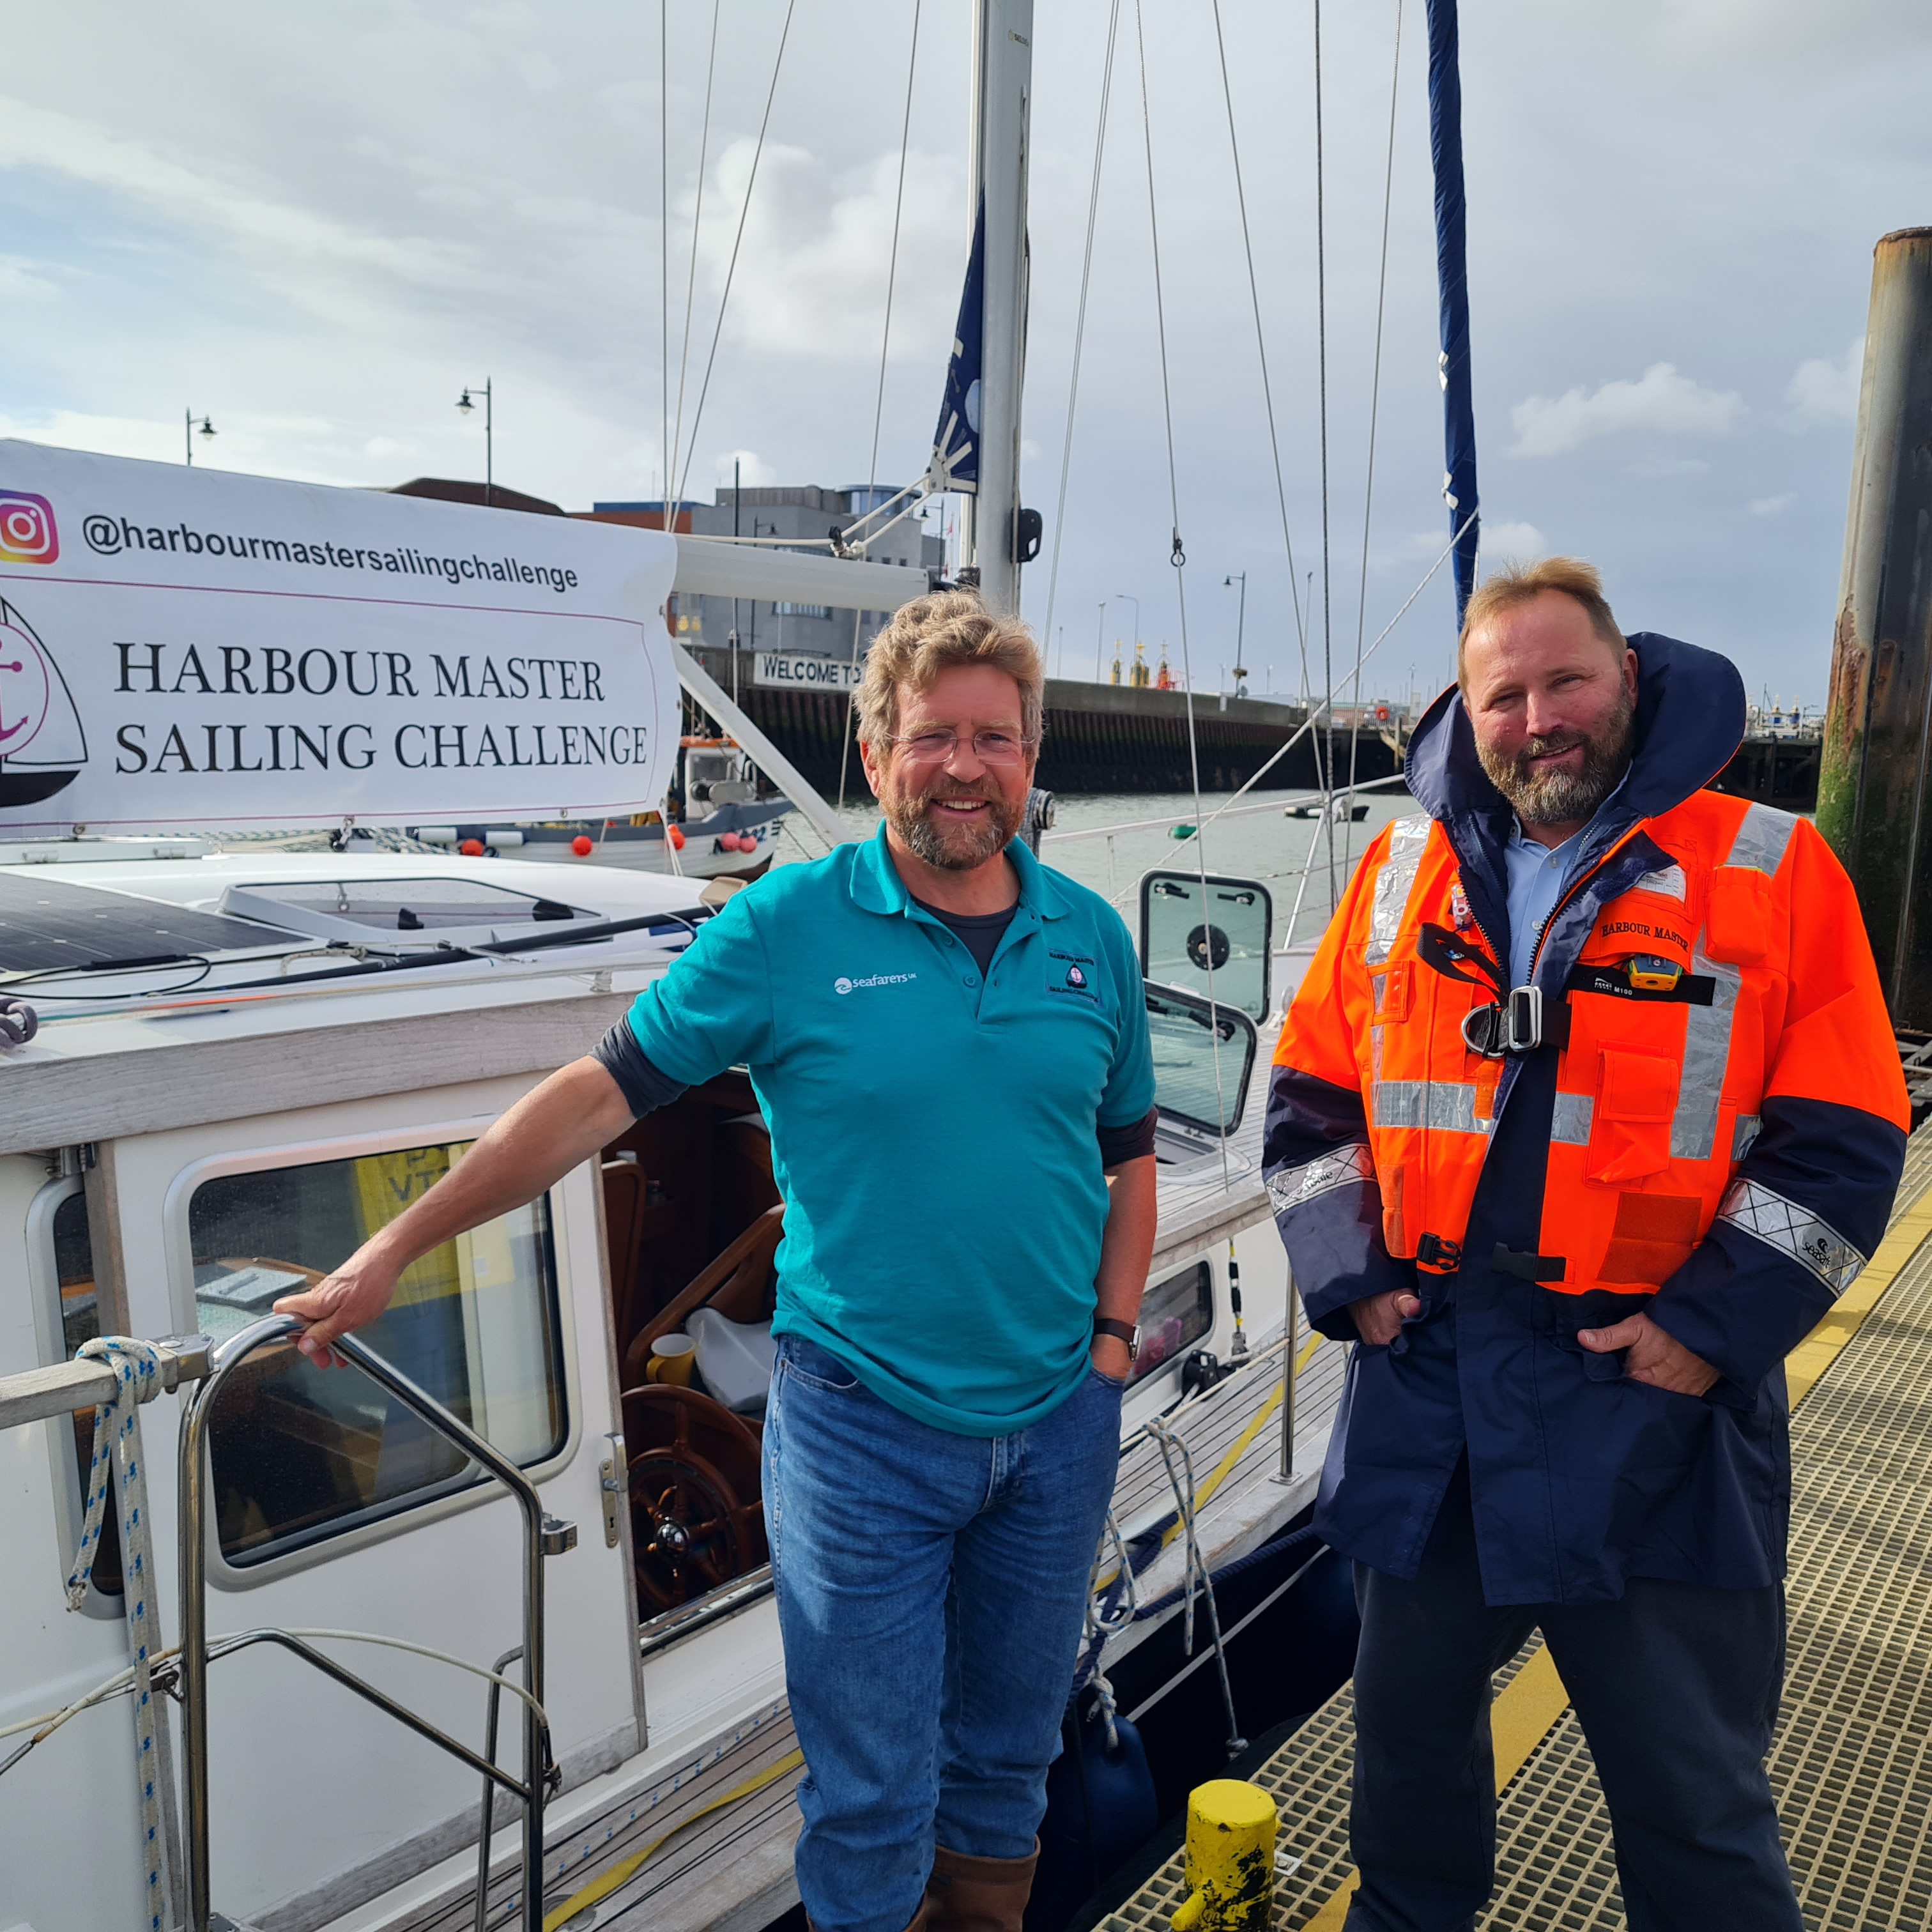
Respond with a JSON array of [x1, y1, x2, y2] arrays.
[[1101, 1124, 1932, 1931]]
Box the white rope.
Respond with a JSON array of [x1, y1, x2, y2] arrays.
[[65, 1337, 172, 1932], [838, 0, 922, 813], [1208, 0, 1310, 700], [1344, 0, 1406, 882], [1313, 0, 1338, 904], [665, 0, 723, 509], [674, 0, 799, 508], [1132, 0, 1230, 1190], [1146, 1416, 1245, 1755], [1039, 0, 1124, 670]]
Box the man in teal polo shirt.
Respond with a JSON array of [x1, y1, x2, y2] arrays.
[[279, 592, 1159, 1932]]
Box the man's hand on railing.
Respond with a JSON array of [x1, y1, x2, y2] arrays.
[[275, 1248, 406, 1368]]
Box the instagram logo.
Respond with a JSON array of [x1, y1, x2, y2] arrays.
[[0, 491, 58, 565]]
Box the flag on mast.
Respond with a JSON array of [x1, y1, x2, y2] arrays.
[[930, 197, 985, 496]]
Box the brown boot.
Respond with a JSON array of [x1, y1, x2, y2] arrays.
[[923, 1840, 1040, 1932]]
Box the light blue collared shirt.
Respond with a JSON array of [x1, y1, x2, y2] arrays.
[[1503, 820, 1586, 989]]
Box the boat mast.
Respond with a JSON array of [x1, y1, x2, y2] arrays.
[[967, 0, 1032, 613]]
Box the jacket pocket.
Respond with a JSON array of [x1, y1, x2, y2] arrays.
[[1584, 1047, 1679, 1184]]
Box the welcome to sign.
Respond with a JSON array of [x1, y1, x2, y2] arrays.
[[0, 440, 678, 832]]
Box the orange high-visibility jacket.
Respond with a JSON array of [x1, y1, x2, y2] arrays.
[[1264, 632, 1909, 1600], [1278, 790, 1901, 1296]]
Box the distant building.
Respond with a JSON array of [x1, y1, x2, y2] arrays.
[[578, 485, 943, 664]]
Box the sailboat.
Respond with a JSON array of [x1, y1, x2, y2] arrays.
[[0, 1, 1501, 1927]]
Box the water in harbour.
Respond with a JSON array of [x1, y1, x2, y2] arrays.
[[774, 782, 1417, 951]]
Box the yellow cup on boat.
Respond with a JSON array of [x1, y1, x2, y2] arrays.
[[647, 1333, 696, 1388], [1170, 1779, 1276, 1931]]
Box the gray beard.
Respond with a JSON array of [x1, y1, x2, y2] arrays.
[[1478, 686, 1636, 826], [887, 784, 1019, 870]]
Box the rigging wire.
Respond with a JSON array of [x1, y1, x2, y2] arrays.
[[665, 0, 723, 516], [1343, 0, 1406, 880], [1206, 0, 1310, 705], [1039, 0, 1124, 677], [673, 0, 799, 508], [1133, 0, 1230, 1190], [1313, 0, 1337, 909], [659, 1, 670, 505], [838, 0, 923, 813]]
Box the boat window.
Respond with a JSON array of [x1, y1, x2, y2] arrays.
[[1130, 1261, 1213, 1387], [1138, 871, 1273, 1022], [1145, 982, 1261, 1140], [188, 1140, 566, 1566], [49, 1190, 123, 1595]]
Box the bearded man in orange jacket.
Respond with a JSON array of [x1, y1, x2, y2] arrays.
[[1265, 558, 1907, 1931]]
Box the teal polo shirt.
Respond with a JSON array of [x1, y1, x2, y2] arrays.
[[622, 822, 1156, 1435]]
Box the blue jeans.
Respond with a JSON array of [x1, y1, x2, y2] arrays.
[[764, 1334, 1125, 1932]]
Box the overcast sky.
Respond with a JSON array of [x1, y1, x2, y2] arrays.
[[4, 0, 1929, 709]]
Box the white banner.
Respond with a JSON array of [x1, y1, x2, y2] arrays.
[[754, 650, 865, 693], [0, 440, 679, 832]]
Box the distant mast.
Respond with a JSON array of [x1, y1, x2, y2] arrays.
[[966, 0, 1032, 612], [1425, 0, 1480, 621]]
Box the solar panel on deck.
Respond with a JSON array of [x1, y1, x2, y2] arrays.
[[0, 873, 299, 973]]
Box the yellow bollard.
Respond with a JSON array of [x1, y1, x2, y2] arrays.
[[1169, 1778, 1277, 1931]]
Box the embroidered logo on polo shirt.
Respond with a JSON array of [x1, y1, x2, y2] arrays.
[[834, 972, 917, 995], [1066, 963, 1087, 988]]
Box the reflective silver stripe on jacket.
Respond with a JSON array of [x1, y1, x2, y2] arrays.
[[1732, 1114, 1762, 1162], [1373, 1080, 1492, 1135], [1364, 814, 1434, 966], [1726, 803, 1799, 878], [1268, 1141, 1374, 1215], [1670, 807, 1793, 1162], [1671, 944, 1736, 1162], [1551, 1092, 1594, 1145], [1716, 1177, 1866, 1298]]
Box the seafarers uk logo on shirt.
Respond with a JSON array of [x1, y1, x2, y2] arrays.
[[1048, 949, 1100, 1002], [833, 971, 917, 995]]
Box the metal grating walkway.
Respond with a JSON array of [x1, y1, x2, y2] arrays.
[[1102, 1128, 1932, 1931]]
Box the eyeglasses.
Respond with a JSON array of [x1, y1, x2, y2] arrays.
[[889, 728, 1037, 767]]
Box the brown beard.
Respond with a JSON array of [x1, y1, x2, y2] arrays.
[[881, 772, 1022, 870], [1477, 682, 1636, 826]]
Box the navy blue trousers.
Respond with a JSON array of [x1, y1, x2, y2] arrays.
[[1344, 1460, 1801, 1932]]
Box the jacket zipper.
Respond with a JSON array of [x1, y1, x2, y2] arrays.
[[1525, 828, 1642, 987]]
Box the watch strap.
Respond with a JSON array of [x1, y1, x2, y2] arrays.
[[1093, 1317, 1139, 1358]]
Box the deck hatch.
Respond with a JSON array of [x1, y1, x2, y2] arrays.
[[0, 872, 298, 971]]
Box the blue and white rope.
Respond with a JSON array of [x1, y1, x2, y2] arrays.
[[65, 1337, 171, 1932]]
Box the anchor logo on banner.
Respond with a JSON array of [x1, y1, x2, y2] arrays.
[[0, 597, 88, 807]]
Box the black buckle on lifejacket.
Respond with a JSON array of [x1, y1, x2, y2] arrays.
[[1416, 1231, 1463, 1272], [1460, 986, 1571, 1058], [1491, 1243, 1565, 1284]]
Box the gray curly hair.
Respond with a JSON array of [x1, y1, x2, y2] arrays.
[[854, 590, 1045, 751]]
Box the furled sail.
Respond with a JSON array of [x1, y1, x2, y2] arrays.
[[930, 195, 985, 496], [1426, 0, 1480, 620]]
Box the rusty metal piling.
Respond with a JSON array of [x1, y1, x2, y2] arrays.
[[1818, 227, 1932, 1024]]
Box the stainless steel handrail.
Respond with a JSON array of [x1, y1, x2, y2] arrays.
[[178, 1313, 572, 1932]]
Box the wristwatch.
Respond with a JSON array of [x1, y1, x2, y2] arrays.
[[1093, 1317, 1140, 1361]]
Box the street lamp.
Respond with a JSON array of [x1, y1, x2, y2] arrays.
[[1114, 592, 1140, 678], [455, 379, 493, 507], [1094, 599, 1110, 683], [184, 411, 216, 465], [1224, 572, 1248, 696]]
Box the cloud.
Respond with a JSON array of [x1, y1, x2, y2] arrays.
[[698, 140, 964, 362], [1477, 519, 1548, 562], [1788, 339, 1863, 422], [1627, 452, 1711, 479], [1509, 363, 1745, 456], [715, 448, 776, 486], [1751, 493, 1797, 516]]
